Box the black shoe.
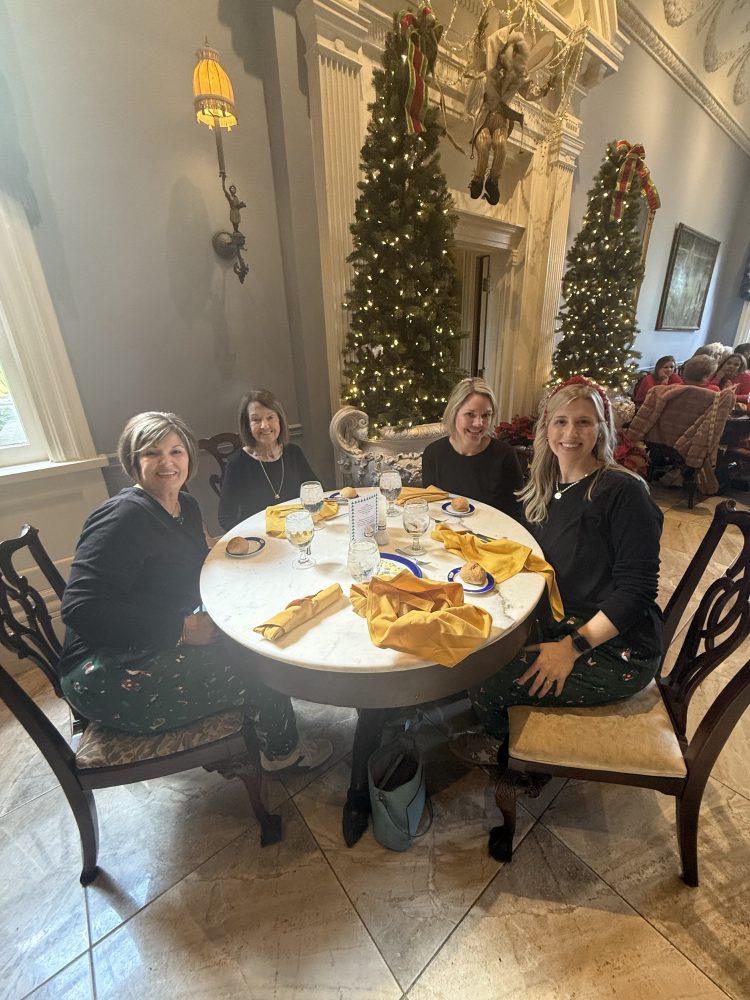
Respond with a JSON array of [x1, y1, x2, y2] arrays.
[[469, 176, 483, 199], [483, 177, 500, 205]]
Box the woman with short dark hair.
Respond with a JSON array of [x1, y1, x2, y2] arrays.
[[218, 389, 318, 531], [60, 411, 331, 771]]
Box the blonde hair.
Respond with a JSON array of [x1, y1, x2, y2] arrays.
[[442, 377, 497, 436], [117, 412, 198, 483], [519, 383, 625, 524]]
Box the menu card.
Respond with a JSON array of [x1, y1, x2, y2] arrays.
[[349, 493, 378, 541]]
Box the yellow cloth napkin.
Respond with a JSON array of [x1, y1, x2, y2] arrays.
[[265, 500, 339, 537], [431, 522, 565, 621], [349, 570, 492, 667], [253, 583, 343, 641], [395, 485, 449, 506]]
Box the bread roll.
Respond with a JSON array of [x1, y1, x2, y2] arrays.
[[451, 496, 470, 512], [341, 486, 358, 499], [227, 536, 250, 555], [459, 561, 487, 586]]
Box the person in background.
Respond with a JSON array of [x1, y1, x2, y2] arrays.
[[451, 378, 663, 765], [421, 377, 524, 518], [735, 343, 750, 366], [710, 353, 750, 404], [633, 355, 683, 404], [60, 411, 331, 773], [219, 389, 318, 532], [682, 355, 719, 389]]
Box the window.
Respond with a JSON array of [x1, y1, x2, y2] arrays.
[[0, 315, 48, 467]]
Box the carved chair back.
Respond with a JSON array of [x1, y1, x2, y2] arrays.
[[0, 524, 66, 695], [199, 432, 242, 497]]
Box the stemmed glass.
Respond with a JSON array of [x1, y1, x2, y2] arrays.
[[380, 470, 402, 516], [300, 480, 325, 531], [285, 510, 315, 569], [402, 499, 430, 555]]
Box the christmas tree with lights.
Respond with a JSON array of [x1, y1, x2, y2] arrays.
[[550, 140, 656, 391], [341, 15, 464, 429]]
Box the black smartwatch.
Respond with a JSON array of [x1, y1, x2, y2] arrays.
[[570, 630, 592, 654]]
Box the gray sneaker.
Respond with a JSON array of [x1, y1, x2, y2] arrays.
[[449, 731, 502, 766], [261, 737, 333, 773]]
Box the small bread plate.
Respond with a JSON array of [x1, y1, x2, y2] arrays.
[[328, 491, 354, 505], [225, 536, 266, 559], [441, 500, 475, 518], [447, 566, 495, 594], [378, 552, 423, 579]]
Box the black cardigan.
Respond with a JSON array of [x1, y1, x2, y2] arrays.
[[59, 487, 208, 674], [421, 435, 523, 519]]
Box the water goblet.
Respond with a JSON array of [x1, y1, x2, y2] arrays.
[[380, 470, 402, 516], [300, 480, 325, 530], [347, 538, 381, 584], [402, 499, 430, 555], [285, 510, 315, 569]]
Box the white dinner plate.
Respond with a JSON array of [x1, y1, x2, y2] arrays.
[[378, 552, 423, 579], [441, 500, 475, 518], [225, 536, 266, 559], [447, 566, 495, 594]]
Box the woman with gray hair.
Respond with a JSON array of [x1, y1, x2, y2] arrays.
[[451, 377, 663, 765], [421, 377, 523, 517], [60, 411, 331, 772]]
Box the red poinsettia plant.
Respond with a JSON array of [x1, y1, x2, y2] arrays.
[[614, 432, 648, 476], [495, 415, 536, 446]]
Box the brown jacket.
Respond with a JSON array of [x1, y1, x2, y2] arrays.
[[625, 384, 735, 494]]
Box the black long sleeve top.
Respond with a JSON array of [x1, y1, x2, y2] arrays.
[[218, 444, 317, 531], [59, 487, 208, 675], [421, 435, 523, 519], [530, 469, 664, 655]]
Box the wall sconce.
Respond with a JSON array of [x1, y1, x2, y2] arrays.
[[193, 40, 249, 283]]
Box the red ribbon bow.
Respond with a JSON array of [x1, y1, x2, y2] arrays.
[[610, 139, 660, 222]]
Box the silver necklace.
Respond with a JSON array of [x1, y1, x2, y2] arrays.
[[257, 451, 285, 500], [554, 478, 584, 500]]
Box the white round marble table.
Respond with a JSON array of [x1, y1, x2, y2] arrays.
[[201, 491, 545, 844]]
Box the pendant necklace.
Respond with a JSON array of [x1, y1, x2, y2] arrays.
[[257, 451, 285, 500], [172, 504, 184, 526], [554, 470, 594, 501]]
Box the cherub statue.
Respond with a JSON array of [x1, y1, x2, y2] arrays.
[[468, 26, 556, 205], [222, 179, 246, 233]]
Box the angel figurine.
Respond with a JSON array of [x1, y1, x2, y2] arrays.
[[468, 26, 556, 205]]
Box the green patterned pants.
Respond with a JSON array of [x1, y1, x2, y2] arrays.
[[61, 640, 298, 760], [470, 617, 660, 741]]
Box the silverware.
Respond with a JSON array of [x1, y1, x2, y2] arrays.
[[395, 548, 433, 566]]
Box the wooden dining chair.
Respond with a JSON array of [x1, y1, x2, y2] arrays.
[[0, 524, 282, 885], [199, 432, 241, 497], [489, 500, 750, 887]]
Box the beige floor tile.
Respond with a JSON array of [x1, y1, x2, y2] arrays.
[[26, 954, 94, 1000], [408, 824, 728, 1000], [294, 732, 537, 993], [541, 777, 750, 998], [0, 787, 89, 999], [85, 766, 289, 943], [274, 697, 357, 797], [91, 799, 401, 1000]]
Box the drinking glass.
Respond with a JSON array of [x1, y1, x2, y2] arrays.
[[347, 538, 381, 583], [285, 510, 315, 569], [300, 480, 325, 530], [380, 470, 402, 516], [402, 499, 430, 554]]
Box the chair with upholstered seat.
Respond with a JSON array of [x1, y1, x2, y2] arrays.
[[489, 500, 750, 886], [199, 432, 241, 497], [0, 524, 282, 885]]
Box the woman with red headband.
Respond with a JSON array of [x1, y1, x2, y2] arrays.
[[452, 377, 664, 765]]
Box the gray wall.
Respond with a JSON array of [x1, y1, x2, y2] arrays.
[[0, 0, 333, 495], [567, 35, 750, 369]]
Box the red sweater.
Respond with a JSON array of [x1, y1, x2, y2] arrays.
[[634, 372, 683, 404], [709, 371, 750, 403]]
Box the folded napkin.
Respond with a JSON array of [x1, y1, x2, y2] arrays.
[[265, 500, 339, 537], [349, 570, 492, 667], [254, 583, 343, 641], [394, 485, 449, 506], [431, 522, 564, 621]]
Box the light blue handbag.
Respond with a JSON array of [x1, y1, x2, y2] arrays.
[[368, 736, 433, 852]]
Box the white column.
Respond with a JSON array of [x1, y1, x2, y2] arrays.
[[297, 0, 369, 414]]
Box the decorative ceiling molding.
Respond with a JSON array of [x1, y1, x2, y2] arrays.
[[618, 0, 750, 156]]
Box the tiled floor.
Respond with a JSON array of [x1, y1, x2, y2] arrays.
[[2, 488, 749, 999]]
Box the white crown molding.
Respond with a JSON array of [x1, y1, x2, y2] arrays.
[[618, 0, 750, 157]]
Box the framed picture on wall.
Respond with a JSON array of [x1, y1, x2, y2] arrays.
[[656, 223, 720, 331]]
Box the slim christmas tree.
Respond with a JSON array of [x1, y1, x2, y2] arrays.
[[341, 13, 464, 430], [550, 140, 658, 391]]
